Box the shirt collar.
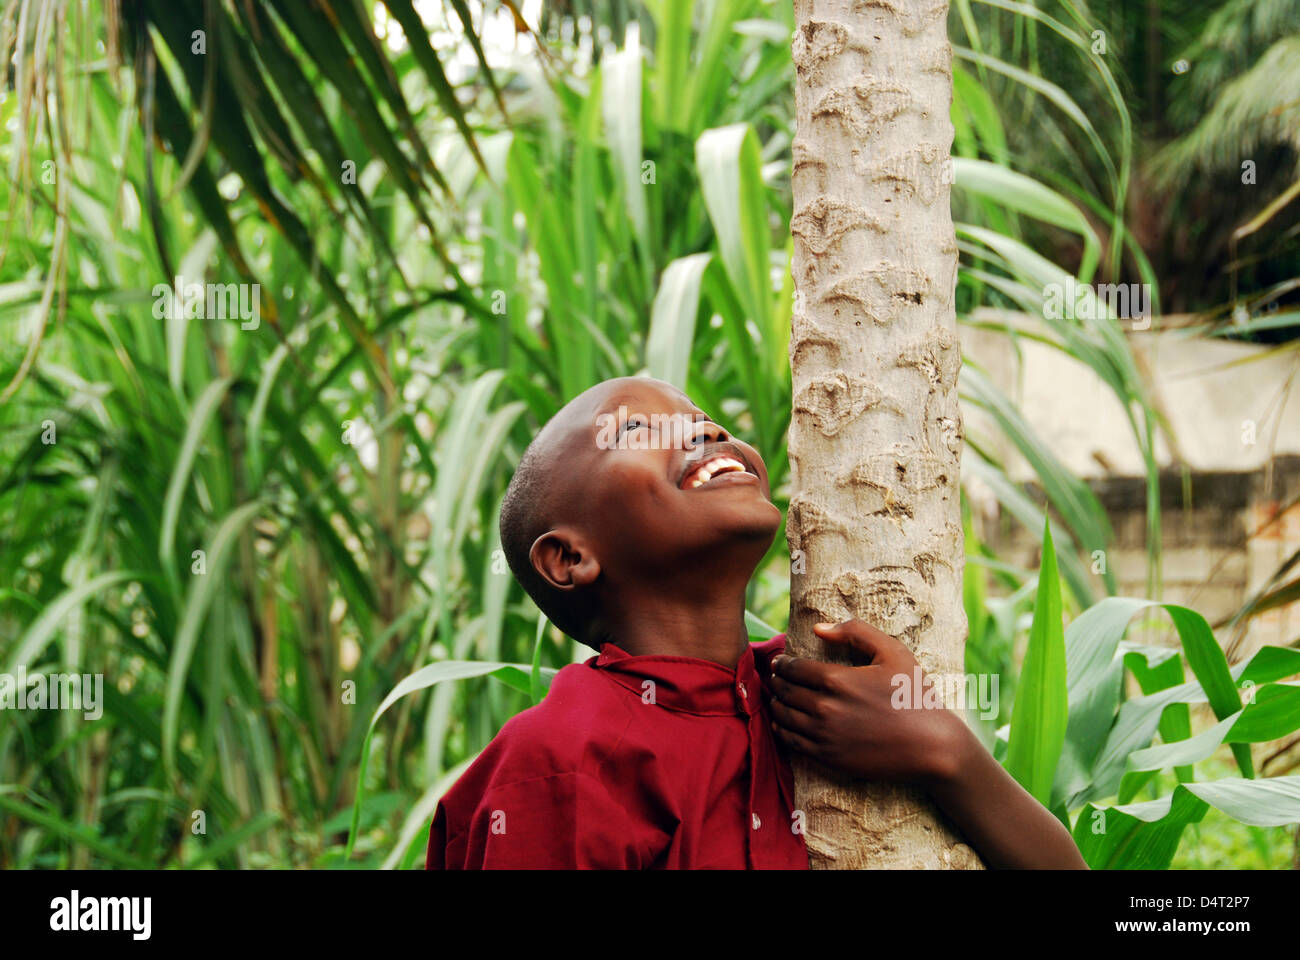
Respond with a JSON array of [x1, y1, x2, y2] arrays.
[[592, 640, 769, 716]]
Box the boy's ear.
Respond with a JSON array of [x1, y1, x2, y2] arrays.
[[529, 529, 600, 592]]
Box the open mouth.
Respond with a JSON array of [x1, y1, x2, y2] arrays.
[[678, 454, 757, 490]]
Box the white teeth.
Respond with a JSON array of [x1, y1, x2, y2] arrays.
[[685, 456, 748, 488]]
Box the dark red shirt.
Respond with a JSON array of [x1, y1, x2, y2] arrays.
[[426, 635, 809, 869]]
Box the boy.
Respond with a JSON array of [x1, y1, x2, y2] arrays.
[[426, 376, 1086, 869]]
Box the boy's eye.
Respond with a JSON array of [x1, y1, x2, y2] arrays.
[[622, 417, 648, 435]]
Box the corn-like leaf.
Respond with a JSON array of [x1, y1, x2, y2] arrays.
[[696, 123, 771, 343], [1164, 604, 1254, 778], [953, 158, 1101, 281], [1083, 642, 1300, 806], [647, 253, 712, 388], [1004, 517, 1069, 806], [602, 22, 649, 255], [1075, 776, 1300, 869], [1120, 684, 1300, 790]]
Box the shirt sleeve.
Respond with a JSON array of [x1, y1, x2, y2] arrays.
[[439, 771, 646, 869]]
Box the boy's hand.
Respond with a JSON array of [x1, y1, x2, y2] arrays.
[[769, 618, 1088, 869], [768, 619, 965, 785]]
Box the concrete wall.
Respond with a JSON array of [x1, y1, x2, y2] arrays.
[[961, 315, 1300, 660]]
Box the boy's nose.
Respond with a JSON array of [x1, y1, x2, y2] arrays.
[[685, 418, 729, 447]]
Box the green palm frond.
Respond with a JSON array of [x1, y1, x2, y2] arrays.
[[1153, 34, 1300, 185], [1169, 0, 1300, 125], [2, 0, 502, 398]]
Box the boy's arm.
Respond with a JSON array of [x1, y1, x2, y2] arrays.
[[769, 619, 1087, 870], [924, 717, 1088, 869]]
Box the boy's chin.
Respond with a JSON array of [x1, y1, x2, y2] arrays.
[[742, 508, 783, 541], [708, 506, 783, 551]]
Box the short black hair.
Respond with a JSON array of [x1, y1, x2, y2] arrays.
[[498, 429, 597, 648]]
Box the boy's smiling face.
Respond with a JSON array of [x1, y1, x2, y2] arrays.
[[528, 377, 781, 630]]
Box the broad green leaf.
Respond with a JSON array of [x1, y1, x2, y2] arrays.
[[647, 253, 711, 387], [1073, 783, 1205, 870], [695, 123, 771, 344], [1051, 596, 1149, 805], [1164, 605, 1252, 778], [1004, 518, 1068, 805], [650, 0, 693, 132], [953, 158, 1100, 281], [745, 608, 782, 642], [1124, 647, 1193, 791], [1083, 640, 1299, 805], [602, 22, 649, 253], [1076, 776, 1300, 869], [1121, 684, 1300, 790]]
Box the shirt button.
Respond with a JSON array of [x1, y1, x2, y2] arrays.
[[752, 813, 762, 830], [737, 682, 748, 699]]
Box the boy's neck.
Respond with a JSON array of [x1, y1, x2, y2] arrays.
[[600, 578, 752, 669]]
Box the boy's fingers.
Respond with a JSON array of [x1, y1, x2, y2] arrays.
[[770, 719, 822, 760], [768, 676, 823, 721], [769, 697, 819, 739], [770, 653, 834, 690], [814, 620, 902, 664]]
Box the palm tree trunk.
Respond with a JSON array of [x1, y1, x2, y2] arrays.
[[787, 0, 982, 869]]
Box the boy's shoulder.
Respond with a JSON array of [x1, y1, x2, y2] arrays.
[[452, 636, 788, 776], [446, 655, 640, 796], [498, 656, 634, 762], [460, 635, 789, 785]]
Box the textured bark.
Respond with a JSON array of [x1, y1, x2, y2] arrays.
[[787, 0, 982, 869]]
